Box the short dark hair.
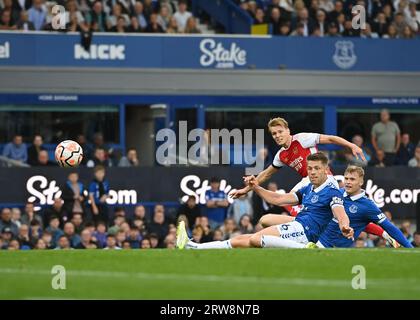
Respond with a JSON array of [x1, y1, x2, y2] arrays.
[[210, 177, 220, 183], [307, 152, 329, 166]]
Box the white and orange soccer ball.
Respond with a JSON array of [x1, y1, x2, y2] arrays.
[[55, 140, 83, 167]]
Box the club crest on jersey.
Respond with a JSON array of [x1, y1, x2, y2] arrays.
[[349, 204, 358, 214], [311, 195, 319, 203], [293, 147, 298, 155]]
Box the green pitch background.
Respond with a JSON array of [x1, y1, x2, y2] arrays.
[[1, 249, 420, 300]]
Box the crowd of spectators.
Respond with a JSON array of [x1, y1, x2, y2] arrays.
[[0, 171, 418, 250], [1, 132, 141, 167], [1, 0, 418, 38], [332, 109, 420, 168], [238, 0, 420, 38], [0, 0, 202, 34]]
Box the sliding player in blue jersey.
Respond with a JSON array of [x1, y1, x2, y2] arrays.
[[176, 152, 354, 249], [316, 165, 413, 248]]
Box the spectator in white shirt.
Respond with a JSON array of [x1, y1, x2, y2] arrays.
[[173, 0, 191, 32]]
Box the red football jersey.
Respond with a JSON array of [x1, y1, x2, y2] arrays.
[[272, 133, 321, 177]]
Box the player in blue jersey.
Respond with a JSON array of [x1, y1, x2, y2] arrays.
[[176, 152, 354, 249], [317, 165, 413, 248]]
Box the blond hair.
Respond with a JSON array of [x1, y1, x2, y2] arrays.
[[344, 165, 365, 178], [267, 117, 289, 130]]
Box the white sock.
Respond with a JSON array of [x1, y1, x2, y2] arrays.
[[188, 240, 232, 249], [262, 235, 305, 249]]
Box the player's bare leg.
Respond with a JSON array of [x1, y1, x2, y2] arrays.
[[259, 214, 295, 228]]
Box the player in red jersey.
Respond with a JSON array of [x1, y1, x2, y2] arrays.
[[230, 117, 400, 247]]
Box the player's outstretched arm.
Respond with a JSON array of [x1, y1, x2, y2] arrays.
[[380, 220, 414, 248], [247, 175, 299, 207], [332, 205, 354, 240], [230, 165, 278, 199], [319, 134, 366, 161]]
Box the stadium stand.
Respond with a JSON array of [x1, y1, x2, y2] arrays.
[[0, 0, 418, 37]]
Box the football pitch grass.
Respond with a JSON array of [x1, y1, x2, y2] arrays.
[[1, 248, 420, 300]]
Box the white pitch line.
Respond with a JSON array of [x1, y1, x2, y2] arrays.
[[1, 268, 419, 290]]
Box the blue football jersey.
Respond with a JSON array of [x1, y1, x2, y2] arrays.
[[294, 179, 344, 242], [318, 189, 386, 248]]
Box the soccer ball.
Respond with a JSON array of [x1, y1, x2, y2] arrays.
[[55, 140, 83, 167]]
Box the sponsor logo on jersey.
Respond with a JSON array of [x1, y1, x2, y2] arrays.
[[311, 195, 319, 203], [349, 204, 358, 213]]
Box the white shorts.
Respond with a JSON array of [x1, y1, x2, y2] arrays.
[[290, 175, 339, 193], [276, 221, 309, 244]]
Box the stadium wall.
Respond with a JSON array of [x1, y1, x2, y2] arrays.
[[0, 167, 418, 219], [1, 32, 420, 97]]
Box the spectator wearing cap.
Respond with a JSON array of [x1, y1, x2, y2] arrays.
[[2, 134, 27, 163], [0, 208, 18, 237], [1, 227, 14, 249], [371, 109, 401, 166], [173, 0, 192, 32], [205, 177, 229, 229], [408, 144, 420, 168], [395, 133, 415, 165]]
